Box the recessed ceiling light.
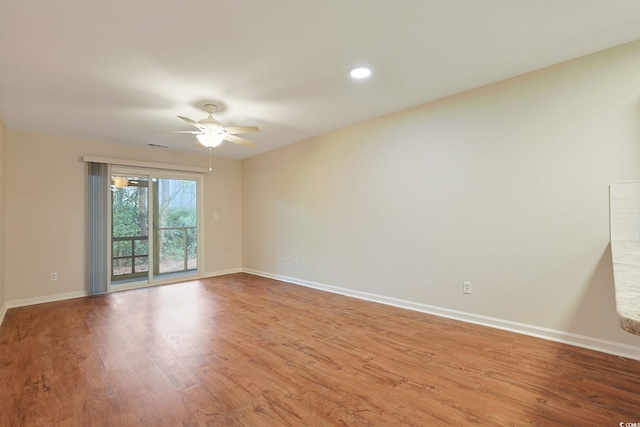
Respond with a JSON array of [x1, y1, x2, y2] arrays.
[[350, 67, 372, 79]]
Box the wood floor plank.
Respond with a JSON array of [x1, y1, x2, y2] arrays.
[[1, 272, 640, 426]]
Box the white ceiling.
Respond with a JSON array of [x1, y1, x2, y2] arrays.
[[2, 1, 640, 160]]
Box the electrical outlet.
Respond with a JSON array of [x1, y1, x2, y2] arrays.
[[294, 258, 298, 266], [463, 281, 471, 294], [51, 272, 58, 281]]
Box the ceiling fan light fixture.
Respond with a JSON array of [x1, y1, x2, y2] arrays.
[[112, 176, 129, 189], [196, 132, 225, 148], [350, 66, 372, 79]]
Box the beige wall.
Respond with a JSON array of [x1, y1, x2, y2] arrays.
[[242, 40, 640, 348], [0, 118, 5, 314], [5, 131, 242, 303]]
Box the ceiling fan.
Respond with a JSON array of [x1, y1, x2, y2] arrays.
[[168, 104, 260, 148]]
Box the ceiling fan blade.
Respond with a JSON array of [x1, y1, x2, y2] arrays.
[[223, 126, 260, 135], [178, 116, 205, 130], [225, 134, 256, 146]]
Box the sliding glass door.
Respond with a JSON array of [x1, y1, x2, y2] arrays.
[[111, 175, 149, 282], [110, 168, 201, 287], [152, 177, 198, 277]]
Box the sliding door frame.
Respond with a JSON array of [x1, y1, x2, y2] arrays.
[[108, 165, 204, 292]]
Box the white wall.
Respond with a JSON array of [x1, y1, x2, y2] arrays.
[[5, 131, 242, 304], [242, 40, 640, 350], [0, 118, 6, 320]]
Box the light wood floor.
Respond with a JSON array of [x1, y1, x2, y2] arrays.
[[1, 273, 639, 426]]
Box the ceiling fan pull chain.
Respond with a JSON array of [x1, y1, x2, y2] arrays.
[[209, 147, 213, 172]]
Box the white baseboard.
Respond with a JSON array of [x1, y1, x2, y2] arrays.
[[7, 290, 89, 309], [203, 267, 243, 278], [243, 268, 640, 361], [0, 302, 7, 327]]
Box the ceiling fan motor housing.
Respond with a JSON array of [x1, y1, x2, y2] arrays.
[[199, 116, 223, 130]]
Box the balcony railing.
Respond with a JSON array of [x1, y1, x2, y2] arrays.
[[112, 235, 149, 281], [112, 226, 197, 281], [157, 226, 197, 273]]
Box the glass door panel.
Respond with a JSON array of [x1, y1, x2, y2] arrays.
[[111, 175, 149, 283], [153, 177, 198, 276]]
